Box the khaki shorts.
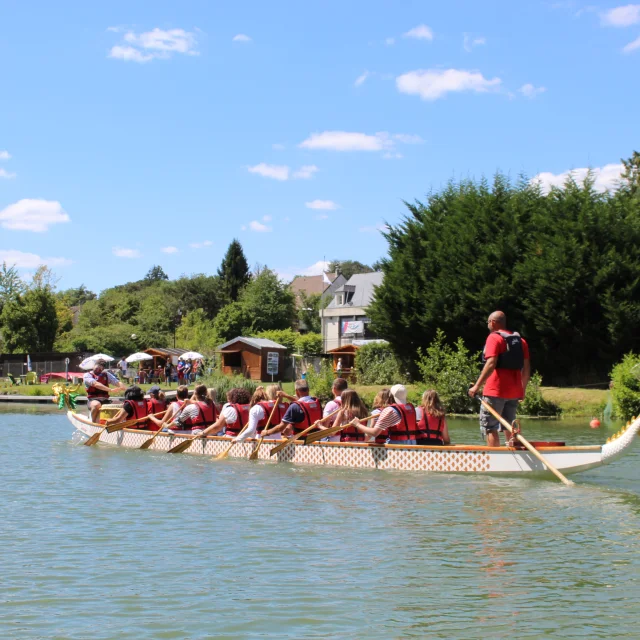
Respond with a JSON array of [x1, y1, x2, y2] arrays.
[[479, 396, 519, 438]]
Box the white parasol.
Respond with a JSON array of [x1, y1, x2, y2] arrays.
[[79, 353, 115, 370], [126, 352, 153, 363], [181, 351, 204, 360]]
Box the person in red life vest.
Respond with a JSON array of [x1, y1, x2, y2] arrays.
[[349, 384, 419, 444], [234, 384, 292, 442], [195, 387, 252, 438], [321, 389, 369, 442], [150, 384, 190, 431], [360, 388, 393, 442], [170, 384, 217, 433], [320, 377, 348, 440], [275, 379, 324, 438], [143, 385, 167, 431], [468, 310, 531, 447], [415, 389, 450, 446], [104, 385, 150, 428], [83, 359, 127, 423]]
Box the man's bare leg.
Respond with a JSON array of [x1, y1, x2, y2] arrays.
[[90, 400, 101, 423], [486, 428, 501, 447]]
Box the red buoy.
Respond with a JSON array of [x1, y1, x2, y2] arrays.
[[590, 418, 601, 428]]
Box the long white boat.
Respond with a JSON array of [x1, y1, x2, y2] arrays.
[[67, 411, 640, 477]]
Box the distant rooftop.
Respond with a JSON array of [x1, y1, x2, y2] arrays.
[[216, 337, 287, 351], [290, 273, 338, 297], [326, 272, 384, 310]]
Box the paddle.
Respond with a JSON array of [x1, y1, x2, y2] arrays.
[[105, 410, 166, 433], [248, 399, 282, 461], [84, 410, 165, 446], [478, 397, 574, 486], [213, 422, 252, 461], [303, 413, 378, 445], [138, 410, 178, 449], [269, 407, 342, 456], [167, 419, 250, 455]]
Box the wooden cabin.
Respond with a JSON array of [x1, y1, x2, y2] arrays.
[[143, 347, 188, 374], [327, 344, 358, 379], [216, 337, 288, 381]]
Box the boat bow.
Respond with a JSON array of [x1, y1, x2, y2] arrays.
[[602, 415, 640, 464]]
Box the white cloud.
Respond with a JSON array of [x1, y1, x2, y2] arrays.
[[464, 33, 486, 52], [0, 150, 10, 161], [300, 131, 388, 151], [232, 33, 252, 42], [109, 28, 198, 63], [248, 163, 290, 180], [0, 169, 16, 179], [531, 163, 624, 194], [306, 199, 339, 210], [396, 68, 502, 101], [385, 37, 395, 46], [272, 143, 285, 151], [248, 220, 272, 232], [403, 24, 434, 40], [0, 249, 72, 269], [189, 240, 213, 249], [623, 34, 640, 52], [161, 246, 179, 254], [263, 215, 272, 221], [355, 71, 370, 87], [292, 164, 319, 179], [601, 4, 640, 26], [112, 247, 141, 258], [0, 199, 70, 232], [519, 83, 547, 98]]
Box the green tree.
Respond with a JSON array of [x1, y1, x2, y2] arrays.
[[354, 341, 406, 385], [328, 260, 373, 280], [175, 308, 220, 353], [298, 291, 324, 333], [218, 239, 250, 302], [240, 268, 295, 334], [295, 332, 323, 356], [145, 265, 169, 282], [57, 284, 96, 306], [1, 287, 59, 352], [213, 301, 252, 341], [0, 262, 25, 314]]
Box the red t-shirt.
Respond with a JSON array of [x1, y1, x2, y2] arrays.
[[483, 331, 530, 399]]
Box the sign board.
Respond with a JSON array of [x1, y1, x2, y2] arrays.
[[266, 351, 279, 375], [342, 320, 364, 335], [172, 356, 179, 365]]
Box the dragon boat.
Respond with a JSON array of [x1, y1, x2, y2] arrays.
[[67, 410, 640, 477]]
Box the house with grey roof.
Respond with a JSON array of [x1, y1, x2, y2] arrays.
[[319, 272, 384, 352]]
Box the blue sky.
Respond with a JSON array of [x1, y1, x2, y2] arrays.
[[1, 0, 639, 292]]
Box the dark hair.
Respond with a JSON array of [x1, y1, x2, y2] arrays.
[[227, 387, 252, 405], [176, 385, 189, 400], [124, 385, 144, 401], [332, 377, 348, 393]]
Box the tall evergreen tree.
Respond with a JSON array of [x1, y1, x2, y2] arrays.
[[218, 239, 250, 302]]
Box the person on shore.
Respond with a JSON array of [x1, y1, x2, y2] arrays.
[[468, 310, 530, 447], [234, 384, 291, 442], [177, 359, 185, 384], [164, 361, 173, 386], [150, 384, 189, 430], [416, 390, 450, 446], [84, 359, 127, 423], [183, 360, 192, 384], [118, 356, 128, 381], [349, 384, 419, 444], [326, 389, 370, 442], [105, 385, 150, 428], [199, 387, 252, 438], [171, 384, 217, 433], [277, 379, 324, 438], [191, 359, 199, 382]]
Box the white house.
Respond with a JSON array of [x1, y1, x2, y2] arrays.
[[319, 272, 384, 352]]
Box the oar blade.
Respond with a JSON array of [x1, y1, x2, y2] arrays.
[[213, 443, 234, 460], [139, 432, 161, 449], [83, 432, 102, 447], [248, 438, 264, 460], [168, 439, 194, 454], [106, 423, 127, 434]]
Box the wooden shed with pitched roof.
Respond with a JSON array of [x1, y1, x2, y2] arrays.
[[216, 337, 288, 381]]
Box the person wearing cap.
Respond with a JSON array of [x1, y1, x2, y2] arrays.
[[83, 359, 127, 423], [146, 385, 167, 418], [349, 384, 420, 444]]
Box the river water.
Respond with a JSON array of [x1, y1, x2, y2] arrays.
[[1, 405, 639, 639]]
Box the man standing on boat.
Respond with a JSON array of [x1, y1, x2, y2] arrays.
[[469, 311, 530, 446], [84, 359, 127, 423]]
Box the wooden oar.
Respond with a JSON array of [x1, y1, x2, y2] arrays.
[[105, 410, 166, 433], [304, 413, 378, 445], [248, 400, 281, 461], [84, 411, 165, 446], [138, 411, 176, 449], [478, 397, 574, 486], [213, 422, 252, 461], [269, 407, 342, 456]]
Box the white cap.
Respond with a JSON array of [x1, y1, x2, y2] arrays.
[[390, 384, 407, 404]]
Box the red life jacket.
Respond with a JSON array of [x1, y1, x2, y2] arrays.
[[256, 400, 289, 432], [147, 397, 167, 415], [416, 413, 445, 445], [124, 399, 150, 428], [376, 403, 419, 443], [181, 400, 217, 431], [86, 371, 110, 399], [340, 411, 367, 442], [291, 397, 323, 434], [225, 403, 250, 437]]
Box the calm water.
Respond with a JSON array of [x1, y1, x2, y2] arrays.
[[1, 405, 639, 639]]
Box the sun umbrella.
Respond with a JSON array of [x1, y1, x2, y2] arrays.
[[181, 351, 204, 360], [126, 352, 153, 363], [79, 354, 115, 370]]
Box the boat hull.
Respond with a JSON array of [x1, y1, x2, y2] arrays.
[[67, 411, 640, 476]]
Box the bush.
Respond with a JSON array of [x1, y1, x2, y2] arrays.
[[305, 359, 335, 403], [295, 333, 323, 356], [520, 372, 561, 416], [254, 328, 298, 352], [416, 329, 480, 414], [354, 342, 406, 385], [197, 374, 259, 404], [611, 352, 640, 421]]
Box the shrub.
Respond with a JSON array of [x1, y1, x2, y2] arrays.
[[198, 374, 258, 404], [254, 328, 298, 352], [354, 342, 406, 385], [304, 359, 335, 403], [416, 329, 480, 414], [295, 332, 323, 356], [611, 352, 640, 421], [520, 372, 561, 416]]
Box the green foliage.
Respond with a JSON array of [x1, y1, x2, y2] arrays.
[[304, 359, 335, 403], [213, 301, 251, 342], [57, 284, 96, 307], [56, 323, 138, 355], [519, 372, 561, 416], [328, 260, 373, 280], [175, 309, 219, 353], [255, 328, 298, 352], [369, 162, 640, 384], [610, 352, 640, 421], [416, 329, 480, 414], [240, 268, 296, 333], [218, 239, 250, 302], [354, 342, 406, 385], [197, 374, 258, 404], [0, 262, 25, 313], [295, 332, 323, 356], [297, 291, 324, 333], [145, 265, 169, 282]]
